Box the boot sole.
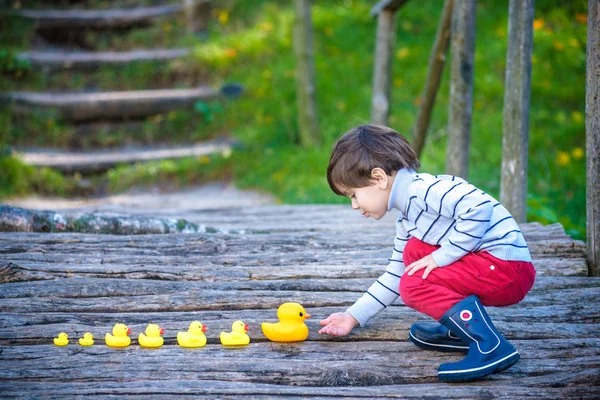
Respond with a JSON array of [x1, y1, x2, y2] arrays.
[[409, 330, 469, 353], [438, 351, 520, 382]]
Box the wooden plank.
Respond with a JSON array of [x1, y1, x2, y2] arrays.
[[9, 5, 181, 29], [587, 0, 600, 276], [370, 0, 411, 17], [500, 0, 535, 223], [17, 49, 190, 71], [16, 139, 234, 173], [0, 340, 597, 389], [4, 87, 221, 122]]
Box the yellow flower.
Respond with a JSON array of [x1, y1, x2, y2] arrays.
[[568, 38, 580, 48], [219, 11, 229, 24], [259, 22, 274, 32], [553, 41, 565, 51], [396, 47, 410, 59], [557, 151, 570, 166], [571, 111, 583, 123], [324, 27, 334, 37], [575, 13, 587, 24], [572, 147, 584, 160], [495, 27, 506, 38], [200, 156, 211, 164], [533, 19, 545, 31]]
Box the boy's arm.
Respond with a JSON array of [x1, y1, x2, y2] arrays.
[[416, 177, 493, 267], [346, 222, 409, 326]]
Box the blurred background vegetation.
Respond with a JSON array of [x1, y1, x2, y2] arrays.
[[0, 0, 588, 239]]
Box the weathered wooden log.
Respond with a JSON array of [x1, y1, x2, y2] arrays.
[[500, 0, 535, 223], [9, 5, 181, 29], [370, 0, 411, 16], [0, 340, 597, 389], [370, 7, 396, 125], [587, 0, 600, 276], [0, 206, 206, 234], [17, 139, 234, 173], [446, 0, 476, 178], [4, 87, 221, 122], [17, 49, 190, 71]]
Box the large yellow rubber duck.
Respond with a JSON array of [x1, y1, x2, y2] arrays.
[[138, 324, 165, 348], [220, 320, 250, 346], [177, 321, 207, 348], [78, 332, 94, 346], [105, 323, 131, 347], [53, 332, 69, 346], [261, 302, 311, 342]]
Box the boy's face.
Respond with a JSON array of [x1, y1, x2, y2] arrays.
[[343, 168, 393, 220]]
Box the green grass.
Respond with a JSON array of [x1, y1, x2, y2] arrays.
[[0, 0, 589, 239]]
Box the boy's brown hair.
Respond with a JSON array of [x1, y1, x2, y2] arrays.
[[327, 124, 420, 196]]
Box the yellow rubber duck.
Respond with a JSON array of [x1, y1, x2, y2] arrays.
[[78, 332, 94, 346], [53, 332, 69, 346], [220, 320, 250, 346], [261, 302, 311, 342], [138, 324, 165, 348], [177, 321, 207, 348], [105, 323, 131, 347]]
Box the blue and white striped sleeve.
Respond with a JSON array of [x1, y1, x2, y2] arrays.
[[416, 177, 493, 267], [346, 220, 409, 326]]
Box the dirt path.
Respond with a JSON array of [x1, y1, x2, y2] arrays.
[[3, 182, 276, 213]]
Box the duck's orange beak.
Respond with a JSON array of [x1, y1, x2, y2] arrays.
[[202, 325, 207, 333], [244, 324, 249, 332], [126, 328, 131, 335], [159, 328, 165, 335], [304, 313, 311, 319]]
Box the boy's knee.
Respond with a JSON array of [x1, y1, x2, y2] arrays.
[[400, 273, 422, 310]]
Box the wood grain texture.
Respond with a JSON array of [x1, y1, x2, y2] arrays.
[[0, 205, 597, 397]]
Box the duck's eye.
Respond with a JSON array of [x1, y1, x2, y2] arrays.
[[299, 312, 303, 317]]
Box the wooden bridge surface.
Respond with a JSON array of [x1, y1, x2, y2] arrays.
[[0, 205, 598, 399]]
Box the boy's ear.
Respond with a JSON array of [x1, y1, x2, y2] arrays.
[[371, 168, 389, 189]]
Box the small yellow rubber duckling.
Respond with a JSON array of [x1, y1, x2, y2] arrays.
[[138, 323, 165, 348], [105, 323, 131, 347], [53, 332, 69, 346], [220, 320, 250, 346], [177, 321, 207, 348], [78, 332, 94, 346], [262, 302, 311, 342]]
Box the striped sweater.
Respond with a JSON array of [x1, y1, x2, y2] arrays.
[[347, 168, 532, 326]]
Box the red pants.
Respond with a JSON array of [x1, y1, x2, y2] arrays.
[[399, 238, 536, 320]]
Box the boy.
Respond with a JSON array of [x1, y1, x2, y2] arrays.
[[318, 124, 536, 382]]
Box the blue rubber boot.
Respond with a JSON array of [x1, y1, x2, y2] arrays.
[[437, 295, 520, 382], [409, 321, 469, 353]]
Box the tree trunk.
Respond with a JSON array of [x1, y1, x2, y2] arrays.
[[294, 0, 319, 147], [371, 10, 397, 125], [500, 0, 535, 224], [587, 0, 600, 276], [411, 0, 454, 157], [446, 0, 476, 178], [182, 0, 211, 34]]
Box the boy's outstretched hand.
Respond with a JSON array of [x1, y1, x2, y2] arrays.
[[318, 312, 359, 336]]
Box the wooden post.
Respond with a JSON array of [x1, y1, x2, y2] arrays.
[[587, 0, 600, 276], [500, 0, 535, 224], [183, 0, 211, 34], [371, 9, 397, 125], [294, 0, 319, 147], [446, 0, 476, 179], [411, 0, 454, 157]]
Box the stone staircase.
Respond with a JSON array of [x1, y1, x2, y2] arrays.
[[3, 0, 240, 174]]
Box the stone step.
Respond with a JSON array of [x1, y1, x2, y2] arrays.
[[17, 48, 190, 70], [15, 138, 235, 174], [2, 85, 243, 122], [8, 4, 182, 29]]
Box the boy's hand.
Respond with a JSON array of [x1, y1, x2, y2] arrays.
[[406, 255, 439, 279], [318, 312, 359, 336]]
